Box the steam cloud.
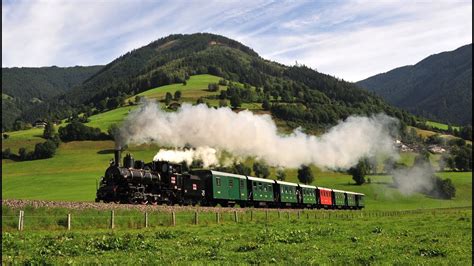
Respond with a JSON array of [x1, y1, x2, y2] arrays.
[[153, 147, 218, 168], [118, 100, 398, 169], [391, 162, 436, 196]]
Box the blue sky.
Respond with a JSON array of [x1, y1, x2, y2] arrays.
[[2, 0, 472, 81]]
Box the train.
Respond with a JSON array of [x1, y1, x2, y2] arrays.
[[95, 150, 365, 209]]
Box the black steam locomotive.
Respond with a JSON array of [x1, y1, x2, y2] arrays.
[[96, 150, 205, 205], [96, 150, 365, 209]]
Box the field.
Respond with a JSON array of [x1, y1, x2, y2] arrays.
[[2, 207, 471, 264], [426, 120, 460, 131]]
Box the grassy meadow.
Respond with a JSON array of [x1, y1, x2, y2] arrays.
[[2, 208, 471, 264], [426, 120, 460, 131]]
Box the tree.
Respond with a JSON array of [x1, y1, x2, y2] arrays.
[[348, 158, 370, 185], [135, 95, 142, 103], [253, 161, 270, 178], [233, 163, 251, 176], [262, 99, 271, 110], [108, 124, 120, 141], [3, 133, 9, 140], [276, 169, 286, 181], [174, 90, 182, 101], [208, 83, 219, 92], [34, 140, 57, 159], [218, 99, 228, 107], [297, 165, 314, 184], [182, 80, 187, 86], [196, 97, 205, 105], [106, 97, 120, 110], [230, 94, 241, 109], [2, 148, 11, 159], [43, 122, 55, 139], [165, 92, 173, 105], [414, 149, 430, 166]]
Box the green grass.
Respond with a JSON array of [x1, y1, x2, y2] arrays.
[[1, 127, 45, 152], [2, 208, 471, 264], [85, 105, 136, 131], [132, 74, 225, 102], [426, 120, 460, 131]]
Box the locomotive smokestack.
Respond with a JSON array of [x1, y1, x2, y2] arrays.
[[114, 148, 121, 167]]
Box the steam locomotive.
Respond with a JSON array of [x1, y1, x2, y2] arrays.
[[95, 150, 365, 209]]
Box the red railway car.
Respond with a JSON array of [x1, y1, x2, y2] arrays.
[[317, 187, 333, 207]]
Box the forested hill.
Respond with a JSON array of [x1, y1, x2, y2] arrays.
[[357, 44, 472, 126], [17, 33, 415, 131], [2, 66, 103, 131]]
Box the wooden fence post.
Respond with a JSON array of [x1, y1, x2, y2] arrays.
[[250, 210, 253, 221], [110, 210, 114, 229], [278, 211, 281, 219], [306, 213, 309, 219], [144, 212, 148, 228], [67, 214, 71, 230], [194, 211, 199, 225], [287, 211, 290, 220], [172, 212, 176, 226], [265, 210, 268, 222], [18, 210, 24, 231], [216, 212, 220, 224], [234, 211, 238, 223]]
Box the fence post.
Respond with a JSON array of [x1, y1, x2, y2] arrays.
[[306, 213, 309, 219], [216, 212, 220, 224], [18, 210, 24, 231], [265, 210, 268, 222], [287, 211, 290, 220], [298, 211, 300, 219], [194, 211, 199, 225], [67, 214, 71, 230], [234, 211, 238, 223], [278, 211, 281, 219], [144, 212, 148, 228], [250, 210, 253, 221], [172, 212, 176, 226], [110, 210, 115, 229]]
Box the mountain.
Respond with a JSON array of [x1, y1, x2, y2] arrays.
[[2, 65, 103, 130], [357, 44, 472, 125], [17, 33, 415, 130]]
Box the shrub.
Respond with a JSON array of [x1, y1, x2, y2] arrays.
[[59, 122, 109, 142]]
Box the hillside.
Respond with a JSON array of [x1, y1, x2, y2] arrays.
[[18, 33, 416, 130], [357, 44, 472, 125], [1, 65, 103, 130]]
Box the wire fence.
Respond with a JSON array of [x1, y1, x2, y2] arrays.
[[2, 206, 471, 232]]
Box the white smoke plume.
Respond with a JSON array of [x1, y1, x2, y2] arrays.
[[391, 162, 436, 196], [119, 100, 398, 169], [153, 147, 219, 168]]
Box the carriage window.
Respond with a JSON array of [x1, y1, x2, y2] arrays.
[[229, 179, 233, 188], [216, 177, 221, 186]]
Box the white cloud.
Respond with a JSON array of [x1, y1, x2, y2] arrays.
[[2, 0, 472, 81]]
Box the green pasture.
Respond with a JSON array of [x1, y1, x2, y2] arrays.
[[426, 120, 460, 131], [2, 127, 45, 152], [131, 74, 225, 102], [2, 208, 471, 264]]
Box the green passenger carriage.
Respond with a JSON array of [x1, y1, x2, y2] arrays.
[[247, 176, 275, 205], [298, 184, 317, 206], [332, 189, 346, 209], [275, 180, 299, 206]]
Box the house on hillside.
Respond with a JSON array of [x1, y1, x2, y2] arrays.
[[428, 145, 446, 154], [33, 120, 47, 128]]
